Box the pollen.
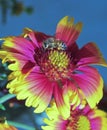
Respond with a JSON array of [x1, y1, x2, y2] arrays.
[[41, 50, 70, 81], [49, 50, 69, 70], [77, 116, 90, 130], [66, 115, 91, 130]]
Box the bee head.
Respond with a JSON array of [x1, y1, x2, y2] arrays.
[[43, 37, 67, 50]]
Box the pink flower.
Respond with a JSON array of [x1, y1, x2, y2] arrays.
[[42, 101, 107, 130], [0, 16, 107, 118]]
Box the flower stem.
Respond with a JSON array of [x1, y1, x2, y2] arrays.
[[7, 121, 36, 130], [0, 93, 15, 104]]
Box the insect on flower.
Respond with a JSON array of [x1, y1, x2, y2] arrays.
[[43, 37, 67, 50], [0, 16, 107, 119]]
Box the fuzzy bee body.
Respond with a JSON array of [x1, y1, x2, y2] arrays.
[[43, 38, 67, 50]]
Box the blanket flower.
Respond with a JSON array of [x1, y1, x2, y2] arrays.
[[0, 16, 107, 118], [42, 101, 107, 130]]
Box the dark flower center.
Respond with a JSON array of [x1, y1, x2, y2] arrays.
[[35, 38, 71, 81]]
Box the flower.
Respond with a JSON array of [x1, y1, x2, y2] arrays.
[[0, 16, 107, 118], [0, 117, 17, 130], [42, 101, 107, 130]]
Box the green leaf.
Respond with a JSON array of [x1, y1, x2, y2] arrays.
[[0, 104, 6, 110], [0, 74, 7, 80], [0, 93, 15, 104]]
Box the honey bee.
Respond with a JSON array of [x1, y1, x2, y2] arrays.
[[43, 38, 67, 50]]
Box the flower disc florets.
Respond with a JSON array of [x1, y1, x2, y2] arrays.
[[66, 110, 90, 130], [36, 37, 70, 81]]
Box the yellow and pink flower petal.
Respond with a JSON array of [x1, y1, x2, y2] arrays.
[[76, 42, 107, 67], [55, 16, 82, 46], [0, 37, 36, 73], [7, 66, 54, 113], [71, 66, 103, 108], [53, 82, 71, 119], [23, 28, 51, 47]]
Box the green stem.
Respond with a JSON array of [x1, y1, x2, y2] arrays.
[[7, 121, 36, 130], [0, 93, 15, 104]]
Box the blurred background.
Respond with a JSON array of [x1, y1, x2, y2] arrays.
[[0, 0, 107, 130]]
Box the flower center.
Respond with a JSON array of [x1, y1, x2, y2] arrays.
[[49, 50, 69, 71], [40, 38, 70, 81], [66, 114, 90, 130], [77, 116, 90, 130]]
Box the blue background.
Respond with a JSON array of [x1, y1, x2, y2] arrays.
[[0, 1, 107, 130]]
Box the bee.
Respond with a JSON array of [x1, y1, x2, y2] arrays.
[[43, 38, 67, 50]]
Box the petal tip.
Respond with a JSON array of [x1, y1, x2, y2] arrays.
[[58, 16, 74, 26], [75, 22, 83, 32]]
